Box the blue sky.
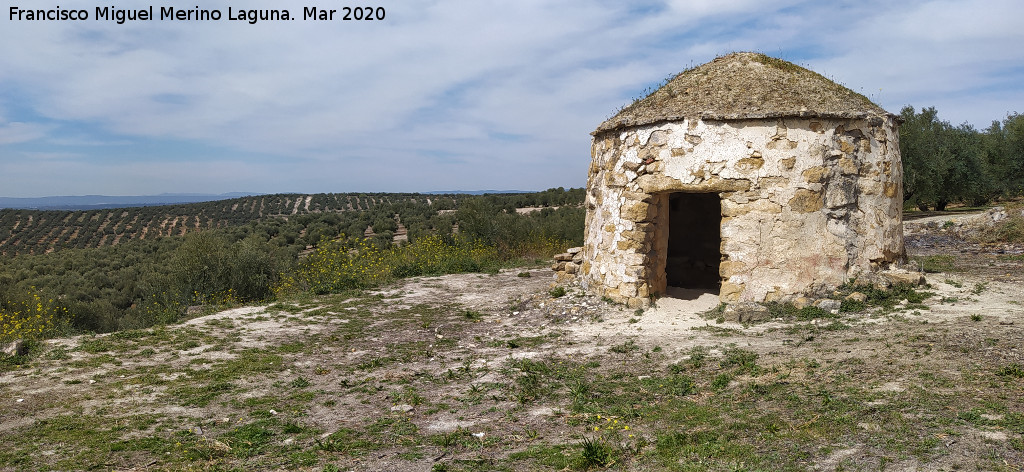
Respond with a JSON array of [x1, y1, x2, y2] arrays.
[[1, 0, 1022, 197]]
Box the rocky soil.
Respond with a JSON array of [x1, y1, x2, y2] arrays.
[[1, 212, 1022, 471]]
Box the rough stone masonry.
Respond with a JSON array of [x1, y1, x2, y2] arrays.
[[580, 52, 906, 308]]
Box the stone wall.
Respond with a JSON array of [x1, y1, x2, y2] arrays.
[[582, 116, 904, 307]]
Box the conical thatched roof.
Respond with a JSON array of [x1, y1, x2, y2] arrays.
[[595, 52, 892, 134]]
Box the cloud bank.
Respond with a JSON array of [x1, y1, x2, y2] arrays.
[[1, 0, 1021, 197]]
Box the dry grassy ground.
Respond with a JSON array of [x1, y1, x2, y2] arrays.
[[2, 226, 1023, 471]]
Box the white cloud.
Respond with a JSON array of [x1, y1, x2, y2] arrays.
[[0, 121, 47, 145]]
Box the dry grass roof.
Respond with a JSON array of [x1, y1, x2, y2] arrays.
[[595, 52, 892, 134]]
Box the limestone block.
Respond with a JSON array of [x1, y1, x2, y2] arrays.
[[838, 157, 858, 174], [648, 129, 671, 146], [825, 179, 857, 208], [722, 198, 781, 216], [554, 253, 574, 262], [802, 166, 828, 183], [621, 229, 645, 242], [567, 246, 583, 255], [552, 262, 566, 271], [736, 157, 765, 172], [604, 172, 628, 188], [564, 263, 577, 274], [555, 272, 576, 283], [788, 189, 824, 213], [626, 297, 646, 309], [616, 239, 646, 251], [884, 182, 899, 198], [720, 282, 744, 302], [719, 260, 748, 277], [620, 201, 650, 222], [781, 157, 796, 171]]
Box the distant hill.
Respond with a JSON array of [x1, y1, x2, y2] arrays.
[[0, 189, 586, 256], [423, 190, 533, 195], [0, 193, 261, 210]]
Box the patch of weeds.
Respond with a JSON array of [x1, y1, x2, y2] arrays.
[[699, 303, 726, 319], [840, 298, 867, 313], [838, 282, 932, 311], [690, 325, 742, 336], [996, 364, 1024, 379], [170, 381, 236, 407], [822, 321, 850, 331], [549, 286, 566, 298], [290, 377, 311, 388], [269, 303, 303, 314], [720, 347, 759, 374], [576, 436, 617, 469], [914, 254, 956, 273], [44, 345, 71, 360], [609, 340, 640, 354], [766, 302, 836, 320], [660, 374, 697, 396], [517, 271, 531, 278], [569, 379, 591, 410], [711, 373, 733, 390], [218, 420, 277, 458], [944, 278, 963, 288], [316, 428, 378, 455], [462, 310, 484, 322], [971, 282, 988, 294], [504, 335, 547, 349], [970, 314, 983, 322], [358, 356, 397, 371]]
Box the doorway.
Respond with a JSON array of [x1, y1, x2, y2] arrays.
[[666, 192, 722, 290]]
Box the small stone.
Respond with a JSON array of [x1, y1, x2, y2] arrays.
[[881, 269, 926, 286], [269, 409, 278, 415], [722, 302, 769, 322], [814, 299, 842, 314], [567, 247, 583, 255], [553, 253, 574, 262], [2, 339, 26, 357], [16, 398, 24, 403], [845, 292, 867, 303], [391, 404, 414, 413], [792, 297, 813, 309]]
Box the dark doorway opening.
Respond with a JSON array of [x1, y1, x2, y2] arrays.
[[666, 193, 722, 290]]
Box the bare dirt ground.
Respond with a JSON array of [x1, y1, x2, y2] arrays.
[[1, 217, 1023, 471]]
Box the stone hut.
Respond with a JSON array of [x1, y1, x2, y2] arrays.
[[581, 52, 905, 308]]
